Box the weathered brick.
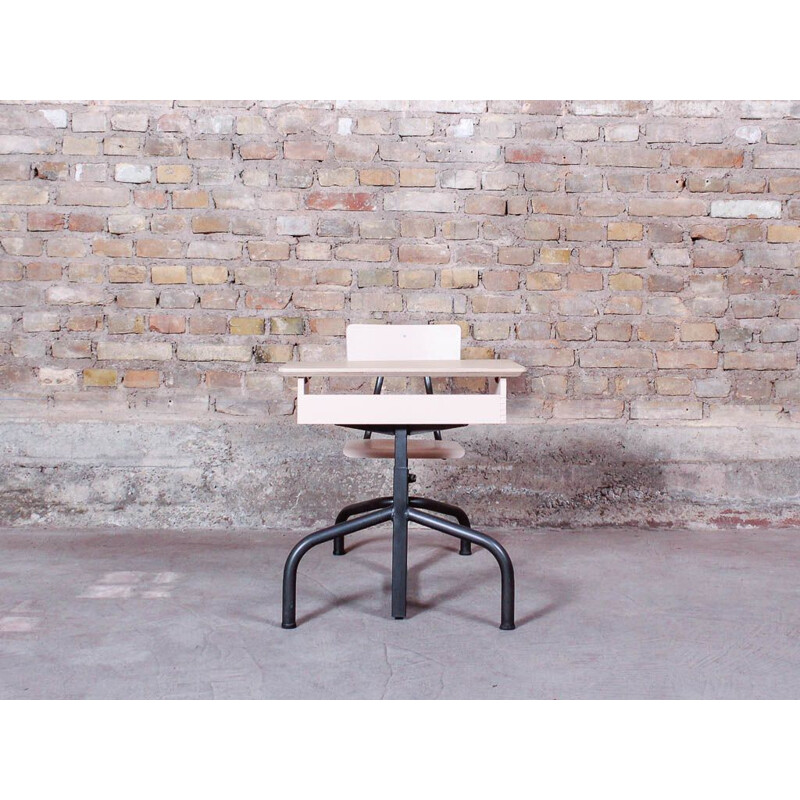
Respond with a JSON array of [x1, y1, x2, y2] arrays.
[[754, 151, 800, 169], [527, 272, 562, 291], [238, 142, 279, 161], [149, 314, 186, 334], [188, 140, 232, 159], [359, 168, 396, 186], [0, 185, 49, 205], [425, 142, 501, 162], [465, 195, 506, 215], [554, 399, 624, 419], [630, 399, 702, 420], [383, 191, 456, 213], [123, 369, 160, 388], [104, 136, 142, 156], [556, 321, 593, 341], [572, 100, 648, 116], [357, 268, 393, 288], [249, 242, 291, 261], [97, 342, 172, 361], [580, 349, 653, 368], [0, 135, 56, 155], [618, 248, 651, 269], [336, 243, 391, 262], [609, 273, 642, 291], [284, 140, 328, 160], [670, 147, 743, 168], [114, 164, 151, 184], [710, 200, 781, 219], [379, 142, 421, 162], [629, 198, 707, 217], [587, 146, 661, 168], [271, 317, 305, 335], [680, 322, 718, 342], [399, 168, 436, 187], [46, 285, 106, 305], [767, 226, 800, 243], [596, 322, 632, 341], [505, 146, 581, 165], [648, 174, 685, 193], [307, 191, 377, 211], [731, 298, 777, 319], [156, 165, 192, 184], [398, 244, 449, 264], [441, 267, 479, 289], [724, 352, 796, 370], [567, 272, 603, 291], [350, 292, 402, 312], [471, 294, 521, 313], [439, 169, 479, 189], [178, 344, 252, 362], [608, 222, 643, 241], [293, 290, 345, 311], [398, 118, 434, 137], [23, 311, 60, 332], [656, 350, 718, 369], [497, 247, 533, 267], [230, 317, 265, 335], [693, 246, 741, 269], [243, 291, 291, 309], [524, 220, 560, 240], [186, 241, 240, 260], [760, 323, 798, 344], [254, 344, 294, 363], [398, 270, 435, 289], [565, 171, 603, 193], [83, 369, 117, 387]]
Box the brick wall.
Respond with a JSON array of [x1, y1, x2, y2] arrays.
[[1, 99, 800, 424]]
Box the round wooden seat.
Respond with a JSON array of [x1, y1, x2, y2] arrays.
[[344, 439, 465, 460]]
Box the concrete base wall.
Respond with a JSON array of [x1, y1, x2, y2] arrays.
[[2, 415, 800, 530]]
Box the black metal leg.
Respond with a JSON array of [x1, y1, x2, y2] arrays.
[[409, 497, 473, 555], [333, 496, 392, 555], [391, 428, 409, 619], [282, 507, 393, 629], [406, 508, 515, 630]]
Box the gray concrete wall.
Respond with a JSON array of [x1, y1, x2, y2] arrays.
[[2, 414, 800, 530]]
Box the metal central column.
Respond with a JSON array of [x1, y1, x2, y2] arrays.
[[391, 427, 409, 619]]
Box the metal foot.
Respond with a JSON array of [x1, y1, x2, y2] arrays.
[[333, 497, 392, 555], [282, 507, 393, 629], [406, 508, 515, 631], [409, 497, 473, 555]]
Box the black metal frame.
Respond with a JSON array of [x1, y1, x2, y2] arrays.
[[281, 426, 516, 631]]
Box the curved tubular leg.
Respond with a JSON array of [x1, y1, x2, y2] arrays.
[[333, 496, 392, 556], [406, 508, 515, 630], [282, 507, 393, 629], [409, 497, 473, 556]]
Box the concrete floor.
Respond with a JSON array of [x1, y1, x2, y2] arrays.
[[0, 525, 798, 699]]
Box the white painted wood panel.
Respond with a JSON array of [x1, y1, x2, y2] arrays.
[[278, 359, 525, 378], [297, 392, 507, 425], [346, 324, 461, 361]]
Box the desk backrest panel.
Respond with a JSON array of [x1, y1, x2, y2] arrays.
[[346, 324, 461, 362]]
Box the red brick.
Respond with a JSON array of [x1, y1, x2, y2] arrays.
[[27, 212, 65, 231], [505, 146, 581, 164], [306, 192, 377, 211], [670, 147, 744, 168]]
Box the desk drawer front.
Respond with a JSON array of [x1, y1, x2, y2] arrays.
[[297, 393, 506, 425]]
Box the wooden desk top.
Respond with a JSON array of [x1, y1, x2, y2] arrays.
[[278, 359, 526, 378]]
